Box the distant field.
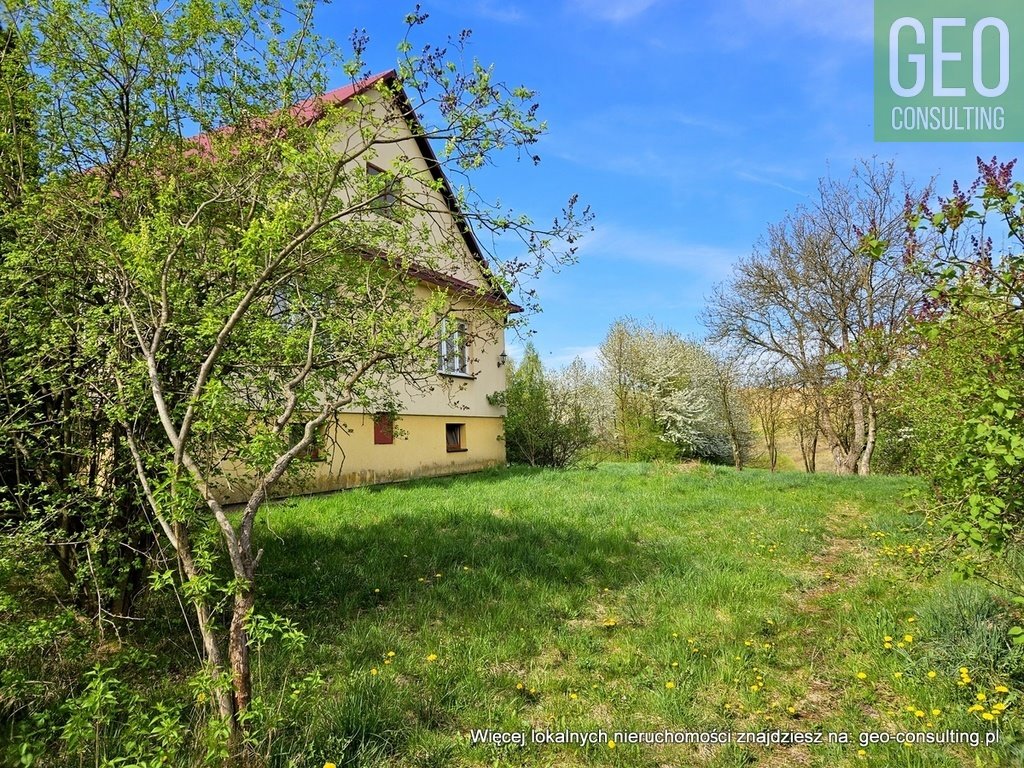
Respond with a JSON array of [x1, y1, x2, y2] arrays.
[[250, 464, 1022, 767]]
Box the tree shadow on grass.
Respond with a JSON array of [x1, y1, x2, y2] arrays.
[[254, 466, 667, 636]]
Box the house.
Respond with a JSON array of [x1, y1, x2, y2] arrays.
[[218, 70, 519, 501]]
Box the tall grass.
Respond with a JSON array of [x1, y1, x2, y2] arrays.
[[243, 464, 1021, 767]]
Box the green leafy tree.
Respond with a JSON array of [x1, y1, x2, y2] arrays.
[[1, 0, 589, 757], [895, 158, 1024, 551], [494, 344, 594, 467]]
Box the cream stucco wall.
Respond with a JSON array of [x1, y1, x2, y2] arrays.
[[329, 89, 487, 288], [218, 414, 505, 503], [214, 84, 514, 503]]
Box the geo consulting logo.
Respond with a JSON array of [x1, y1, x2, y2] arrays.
[[874, 0, 1024, 141]]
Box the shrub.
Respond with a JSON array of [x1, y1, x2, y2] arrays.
[[491, 344, 594, 468]]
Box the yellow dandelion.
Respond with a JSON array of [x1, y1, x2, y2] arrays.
[[787, 706, 797, 714], [992, 702, 1007, 712], [968, 704, 984, 713], [671, 662, 679, 668], [529, 688, 536, 694], [982, 712, 996, 721], [569, 693, 578, 700], [903, 634, 913, 643], [516, 683, 523, 690], [856, 672, 868, 680], [884, 643, 893, 649], [907, 616, 916, 623], [976, 693, 987, 702], [373, 588, 380, 593], [607, 740, 616, 749], [931, 708, 941, 716], [665, 681, 676, 689], [426, 653, 438, 662], [914, 710, 925, 718], [893, 672, 903, 679], [386, 651, 396, 657], [857, 748, 866, 757], [325, 763, 337, 768], [927, 671, 937, 679], [370, 668, 378, 675], [959, 667, 969, 674], [995, 685, 1010, 693]]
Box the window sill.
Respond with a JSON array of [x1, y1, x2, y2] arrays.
[[437, 370, 476, 380], [446, 448, 468, 453]]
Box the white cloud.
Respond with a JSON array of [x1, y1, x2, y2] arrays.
[[547, 345, 602, 367], [472, 1, 526, 23], [568, 0, 661, 22], [732, 0, 872, 43], [577, 223, 745, 278], [734, 170, 808, 197]]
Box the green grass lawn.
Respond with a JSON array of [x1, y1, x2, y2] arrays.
[[243, 464, 1022, 767]]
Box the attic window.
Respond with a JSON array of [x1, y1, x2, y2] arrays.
[[367, 163, 399, 215]]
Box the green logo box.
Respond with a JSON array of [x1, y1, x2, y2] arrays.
[[875, 0, 1024, 141]]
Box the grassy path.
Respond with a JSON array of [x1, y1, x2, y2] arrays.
[[255, 464, 1022, 767]]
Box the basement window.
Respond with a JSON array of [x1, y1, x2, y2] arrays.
[[446, 423, 466, 453]]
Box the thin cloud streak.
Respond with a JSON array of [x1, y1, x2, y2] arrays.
[[568, 0, 661, 22]]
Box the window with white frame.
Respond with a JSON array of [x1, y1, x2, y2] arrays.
[[438, 317, 469, 376]]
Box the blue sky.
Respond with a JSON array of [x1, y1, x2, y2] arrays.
[[317, 1, 1021, 366]]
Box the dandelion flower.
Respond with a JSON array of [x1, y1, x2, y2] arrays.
[[370, 668, 378, 675], [927, 671, 937, 679], [976, 693, 987, 702], [386, 651, 396, 657], [787, 706, 796, 714], [856, 672, 868, 680], [426, 653, 438, 662], [607, 740, 616, 749], [995, 685, 1010, 693], [569, 693, 578, 700], [982, 712, 995, 721], [516, 683, 524, 690], [914, 710, 925, 718], [931, 709, 941, 716], [325, 763, 337, 768], [665, 681, 676, 689], [903, 634, 913, 643]]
